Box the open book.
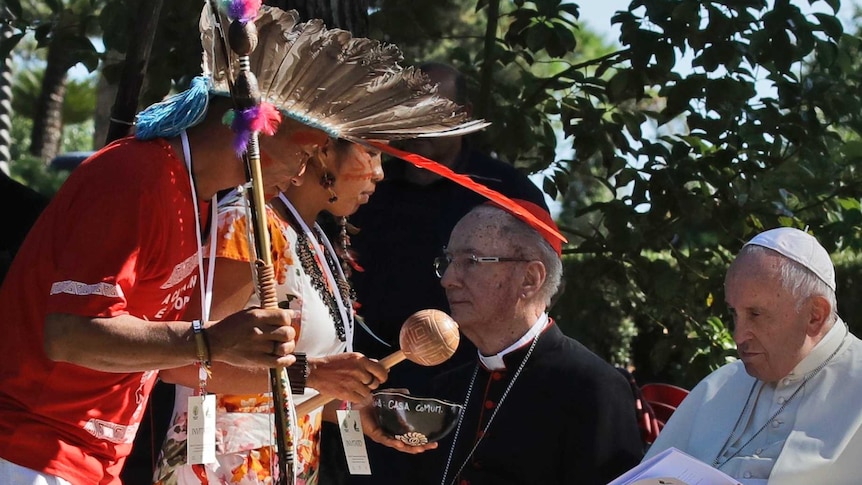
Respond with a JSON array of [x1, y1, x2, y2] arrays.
[[608, 447, 742, 485]]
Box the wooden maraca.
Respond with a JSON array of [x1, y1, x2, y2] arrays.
[[294, 309, 459, 415]]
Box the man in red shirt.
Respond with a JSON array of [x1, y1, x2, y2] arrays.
[[0, 4, 488, 483], [0, 92, 305, 484]]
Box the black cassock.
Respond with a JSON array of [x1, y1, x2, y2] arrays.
[[417, 323, 644, 485]]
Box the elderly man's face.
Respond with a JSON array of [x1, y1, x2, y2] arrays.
[[440, 211, 527, 334], [725, 251, 812, 382]]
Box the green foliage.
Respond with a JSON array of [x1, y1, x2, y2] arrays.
[[375, 0, 862, 386], [9, 153, 72, 197], [3, 0, 104, 72], [7, 0, 862, 388], [371, 0, 612, 178], [99, 0, 202, 104], [551, 0, 862, 386], [12, 69, 96, 123], [9, 116, 92, 197]]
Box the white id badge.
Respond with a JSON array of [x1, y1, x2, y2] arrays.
[[187, 394, 216, 464], [336, 409, 371, 475]]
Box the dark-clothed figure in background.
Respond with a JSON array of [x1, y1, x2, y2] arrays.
[[414, 202, 643, 485], [0, 172, 48, 284], [643, 227, 862, 484]]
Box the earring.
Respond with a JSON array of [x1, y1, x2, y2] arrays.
[[337, 216, 362, 277], [321, 172, 338, 202]]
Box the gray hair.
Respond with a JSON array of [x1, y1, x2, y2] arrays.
[[473, 205, 563, 306], [737, 245, 838, 324]]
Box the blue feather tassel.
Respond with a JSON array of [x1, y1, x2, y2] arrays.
[[135, 76, 211, 140]]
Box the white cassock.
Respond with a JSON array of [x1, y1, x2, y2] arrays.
[[644, 319, 862, 484]]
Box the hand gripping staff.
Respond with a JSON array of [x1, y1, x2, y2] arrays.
[[204, 1, 297, 483]]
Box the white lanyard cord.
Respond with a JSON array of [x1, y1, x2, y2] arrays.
[[181, 131, 217, 328], [278, 193, 354, 352]]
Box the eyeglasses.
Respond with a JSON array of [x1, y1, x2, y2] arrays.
[[433, 253, 531, 278]]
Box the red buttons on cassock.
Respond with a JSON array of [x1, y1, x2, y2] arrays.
[[484, 400, 495, 409]]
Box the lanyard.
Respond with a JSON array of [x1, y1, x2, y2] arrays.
[[181, 131, 217, 355], [278, 193, 354, 352]]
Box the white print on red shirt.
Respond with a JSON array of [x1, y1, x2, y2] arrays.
[[159, 252, 199, 289], [154, 274, 197, 319], [49, 281, 125, 298]]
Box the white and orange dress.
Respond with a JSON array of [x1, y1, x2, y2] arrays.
[[154, 193, 353, 485]]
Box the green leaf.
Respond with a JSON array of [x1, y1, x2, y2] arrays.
[[607, 69, 632, 102], [654, 42, 675, 71], [615, 167, 638, 188], [0, 32, 25, 61], [813, 12, 843, 40], [559, 4, 579, 19], [837, 198, 862, 211]]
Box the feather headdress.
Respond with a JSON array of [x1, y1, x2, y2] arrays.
[[134, 3, 565, 248], [200, 5, 489, 142]]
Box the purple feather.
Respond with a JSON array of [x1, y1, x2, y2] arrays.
[[225, 0, 261, 23], [231, 107, 259, 155]]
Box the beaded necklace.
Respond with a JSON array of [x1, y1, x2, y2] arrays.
[[278, 194, 353, 344]]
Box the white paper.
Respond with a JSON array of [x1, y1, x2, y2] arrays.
[[608, 447, 742, 485], [337, 409, 372, 475], [186, 394, 216, 465]]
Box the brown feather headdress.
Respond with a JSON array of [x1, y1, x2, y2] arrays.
[[200, 5, 490, 142]]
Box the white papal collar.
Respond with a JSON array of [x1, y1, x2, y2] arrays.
[[786, 317, 848, 381]]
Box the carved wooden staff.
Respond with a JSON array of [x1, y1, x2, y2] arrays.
[[206, 1, 296, 483], [296, 309, 460, 415]]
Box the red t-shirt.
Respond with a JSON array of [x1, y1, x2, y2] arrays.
[[0, 138, 209, 485]]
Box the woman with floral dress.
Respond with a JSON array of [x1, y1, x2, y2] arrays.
[[153, 137, 395, 484]]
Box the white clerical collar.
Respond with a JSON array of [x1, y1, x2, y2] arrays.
[[787, 317, 848, 380], [478, 313, 550, 371]]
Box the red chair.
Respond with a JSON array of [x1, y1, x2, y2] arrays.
[[640, 383, 690, 433], [641, 383, 689, 408], [615, 369, 691, 446], [647, 401, 678, 425]]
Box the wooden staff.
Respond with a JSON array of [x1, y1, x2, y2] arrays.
[[296, 309, 460, 415], [207, 2, 295, 483]]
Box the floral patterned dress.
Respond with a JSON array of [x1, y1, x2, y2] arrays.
[[153, 195, 350, 485]]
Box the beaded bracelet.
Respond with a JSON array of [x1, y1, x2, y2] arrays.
[[286, 352, 308, 394], [191, 319, 213, 385]]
